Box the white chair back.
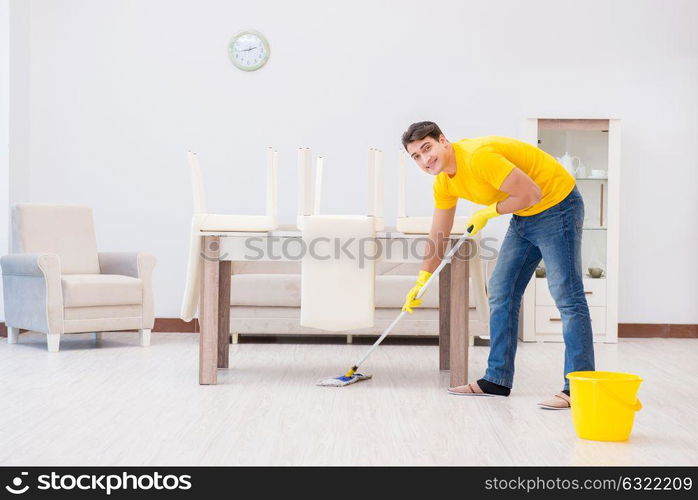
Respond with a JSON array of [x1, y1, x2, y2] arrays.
[[367, 148, 384, 220], [298, 147, 383, 230], [398, 150, 407, 218], [266, 148, 279, 218]]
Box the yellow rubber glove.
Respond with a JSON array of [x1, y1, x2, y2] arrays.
[[466, 202, 500, 236], [402, 270, 432, 314]]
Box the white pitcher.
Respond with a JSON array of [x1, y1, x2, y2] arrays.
[[556, 152, 584, 177]]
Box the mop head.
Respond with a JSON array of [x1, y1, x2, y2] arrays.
[[316, 373, 372, 387]]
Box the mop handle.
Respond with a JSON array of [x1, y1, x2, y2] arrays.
[[350, 226, 473, 371]]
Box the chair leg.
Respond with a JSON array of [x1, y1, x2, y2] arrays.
[[47, 333, 61, 352], [8, 327, 19, 344], [93, 332, 104, 342], [139, 328, 151, 347]]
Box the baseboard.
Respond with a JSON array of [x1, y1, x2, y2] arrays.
[[153, 318, 199, 333], [0, 319, 199, 336], [618, 323, 698, 338], [1, 320, 696, 338]]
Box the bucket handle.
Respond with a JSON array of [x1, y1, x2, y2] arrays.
[[599, 382, 642, 412]]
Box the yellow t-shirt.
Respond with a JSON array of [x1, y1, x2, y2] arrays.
[[433, 136, 576, 216]]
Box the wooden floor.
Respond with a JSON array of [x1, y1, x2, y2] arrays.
[[1, 332, 696, 466]]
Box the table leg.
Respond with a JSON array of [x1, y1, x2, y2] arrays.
[[449, 239, 471, 387], [439, 251, 452, 371], [199, 235, 220, 385], [217, 260, 231, 369]]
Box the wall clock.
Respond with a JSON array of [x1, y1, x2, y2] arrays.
[[228, 30, 270, 71]]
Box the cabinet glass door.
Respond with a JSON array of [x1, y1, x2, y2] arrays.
[[538, 127, 609, 279]]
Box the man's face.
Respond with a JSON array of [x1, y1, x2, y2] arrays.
[[406, 135, 449, 175]]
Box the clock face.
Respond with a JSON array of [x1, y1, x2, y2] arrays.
[[228, 31, 270, 71]]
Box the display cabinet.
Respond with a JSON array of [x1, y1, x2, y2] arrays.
[[520, 118, 620, 343]]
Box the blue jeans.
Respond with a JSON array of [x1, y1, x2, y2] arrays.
[[483, 186, 595, 391]]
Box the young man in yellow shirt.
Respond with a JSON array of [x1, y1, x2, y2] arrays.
[[401, 121, 595, 409]]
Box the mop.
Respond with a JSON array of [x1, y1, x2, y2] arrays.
[[316, 226, 474, 387]]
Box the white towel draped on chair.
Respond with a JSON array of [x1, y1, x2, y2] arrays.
[[300, 215, 376, 331]]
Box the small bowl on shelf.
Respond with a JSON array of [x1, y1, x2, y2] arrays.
[[587, 267, 605, 279]]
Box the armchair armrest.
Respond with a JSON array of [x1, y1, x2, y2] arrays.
[[1, 253, 59, 276], [98, 252, 156, 278], [98, 252, 157, 329], [0, 253, 64, 333]]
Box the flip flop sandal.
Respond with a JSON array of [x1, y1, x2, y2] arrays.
[[447, 382, 506, 397], [537, 392, 571, 410]]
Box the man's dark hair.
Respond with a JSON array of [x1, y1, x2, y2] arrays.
[[401, 121, 444, 150]]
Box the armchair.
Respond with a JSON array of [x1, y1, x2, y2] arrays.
[[1, 204, 156, 352]]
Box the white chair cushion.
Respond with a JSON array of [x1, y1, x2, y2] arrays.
[[62, 274, 143, 307], [199, 214, 277, 232]]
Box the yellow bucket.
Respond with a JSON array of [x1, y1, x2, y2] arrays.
[[566, 371, 643, 442]]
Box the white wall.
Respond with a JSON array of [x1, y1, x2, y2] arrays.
[[6, 0, 698, 323], [0, 0, 9, 320], [8, 0, 30, 223]]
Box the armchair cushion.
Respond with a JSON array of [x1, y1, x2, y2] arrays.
[[61, 274, 143, 307], [98, 252, 156, 329]]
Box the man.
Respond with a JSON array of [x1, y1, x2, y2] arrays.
[[401, 121, 595, 409]]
